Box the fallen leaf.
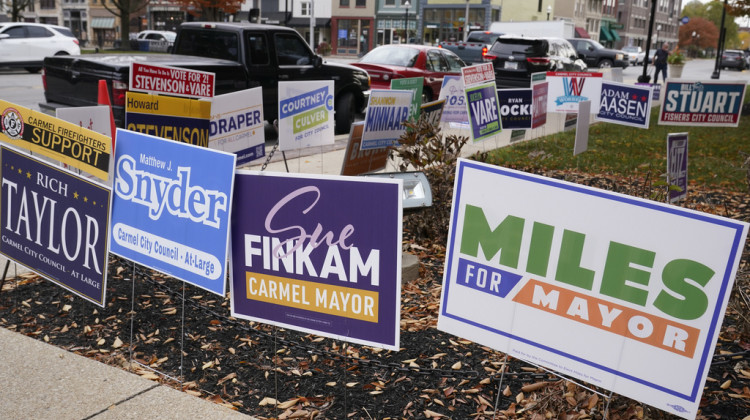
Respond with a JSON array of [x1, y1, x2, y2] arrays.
[[112, 337, 123, 349], [277, 398, 299, 409], [721, 380, 732, 389], [521, 381, 548, 393]]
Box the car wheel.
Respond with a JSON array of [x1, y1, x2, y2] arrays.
[[25, 67, 41, 74], [599, 59, 613, 68], [421, 88, 433, 104], [335, 91, 355, 135]]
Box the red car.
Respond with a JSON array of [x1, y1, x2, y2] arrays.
[[351, 44, 467, 102]]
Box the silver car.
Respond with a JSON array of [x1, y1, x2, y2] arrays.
[[0, 22, 80, 73]]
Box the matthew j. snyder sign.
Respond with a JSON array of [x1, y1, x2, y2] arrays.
[[110, 129, 236, 296], [438, 159, 748, 419], [0, 147, 111, 306], [230, 171, 403, 350]]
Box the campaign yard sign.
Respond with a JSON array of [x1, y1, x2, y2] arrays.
[[207, 88, 265, 165], [420, 99, 445, 128], [437, 76, 469, 124], [391, 77, 424, 121], [278, 81, 335, 151], [230, 171, 403, 350], [497, 89, 532, 130], [466, 83, 502, 142], [596, 81, 653, 129], [130, 62, 215, 98], [340, 122, 389, 176], [546, 72, 602, 113], [0, 100, 112, 181], [125, 92, 211, 147], [667, 133, 689, 203], [439, 159, 748, 419], [361, 89, 413, 150], [659, 80, 746, 127], [531, 82, 548, 129], [0, 146, 111, 306], [110, 129, 236, 296]]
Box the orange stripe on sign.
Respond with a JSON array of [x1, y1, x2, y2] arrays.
[[246, 272, 379, 323], [512, 279, 699, 358]]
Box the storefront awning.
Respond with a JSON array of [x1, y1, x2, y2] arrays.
[[600, 26, 614, 42], [91, 17, 116, 29], [574, 27, 590, 39], [610, 28, 621, 41]]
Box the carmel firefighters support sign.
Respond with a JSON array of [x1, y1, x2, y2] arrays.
[[230, 172, 402, 350], [0, 147, 111, 306], [130, 62, 215, 98], [0, 101, 111, 181], [110, 129, 236, 296], [438, 159, 748, 419], [659, 80, 745, 127]]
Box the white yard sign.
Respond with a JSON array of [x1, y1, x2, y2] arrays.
[[439, 159, 748, 419], [278, 81, 335, 150]]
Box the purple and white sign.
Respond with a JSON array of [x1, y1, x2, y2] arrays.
[[596, 81, 653, 129], [437, 76, 469, 124], [497, 88, 532, 130], [667, 133, 689, 203], [0, 146, 111, 306], [230, 171, 403, 350]]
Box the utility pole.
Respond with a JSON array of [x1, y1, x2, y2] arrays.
[[464, 0, 470, 42], [638, 0, 659, 83]]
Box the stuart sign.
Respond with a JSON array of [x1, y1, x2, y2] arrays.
[[230, 171, 402, 349], [438, 159, 748, 419], [659, 80, 745, 127]]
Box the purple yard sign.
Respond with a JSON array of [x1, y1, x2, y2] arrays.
[[0, 146, 111, 306], [667, 133, 689, 203], [230, 171, 402, 350]]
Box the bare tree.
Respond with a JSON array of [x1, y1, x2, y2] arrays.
[[5, 0, 35, 22], [103, 0, 150, 50]]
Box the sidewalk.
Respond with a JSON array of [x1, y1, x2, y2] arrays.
[[0, 327, 255, 419]]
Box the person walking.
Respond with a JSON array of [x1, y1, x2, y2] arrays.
[[653, 42, 670, 83]]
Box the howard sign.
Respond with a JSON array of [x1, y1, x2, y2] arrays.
[[438, 159, 748, 419]]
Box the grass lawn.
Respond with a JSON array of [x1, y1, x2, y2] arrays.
[[485, 88, 750, 193]]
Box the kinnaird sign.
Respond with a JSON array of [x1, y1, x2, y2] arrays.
[[438, 159, 748, 419], [230, 171, 402, 350]]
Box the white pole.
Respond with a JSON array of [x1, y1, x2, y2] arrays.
[[309, 0, 315, 48], [464, 0, 470, 42]]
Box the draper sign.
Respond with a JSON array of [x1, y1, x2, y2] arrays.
[[110, 129, 236, 296], [438, 159, 748, 419], [230, 171, 403, 350], [0, 146, 111, 307], [659, 80, 746, 127]]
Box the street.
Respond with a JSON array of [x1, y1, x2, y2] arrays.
[[2, 59, 748, 116]]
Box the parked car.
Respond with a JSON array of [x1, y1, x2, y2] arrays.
[[483, 35, 587, 88], [131, 30, 177, 52], [622, 46, 645, 65], [0, 22, 80, 73], [352, 44, 466, 102], [721, 50, 747, 71], [438, 31, 504, 64], [567, 38, 628, 68]]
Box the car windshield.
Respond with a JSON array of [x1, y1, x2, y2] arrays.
[[163, 32, 176, 42], [490, 39, 547, 56], [467, 32, 501, 43], [623, 46, 639, 53], [589, 40, 606, 49], [360, 46, 420, 67]]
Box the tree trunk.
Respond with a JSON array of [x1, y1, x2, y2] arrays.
[[120, 14, 131, 50]]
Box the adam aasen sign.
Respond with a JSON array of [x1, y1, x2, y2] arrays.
[[438, 159, 748, 419]]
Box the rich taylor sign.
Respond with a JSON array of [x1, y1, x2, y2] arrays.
[[439, 159, 748, 419]]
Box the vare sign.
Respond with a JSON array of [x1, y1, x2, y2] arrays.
[[438, 159, 748, 419]]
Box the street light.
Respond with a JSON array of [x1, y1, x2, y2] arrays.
[[547, 5, 551, 21], [656, 24, 661, 49], [711, 0, 729, 79], [404, 0, 410, 44], [638, 0, 659, 83]]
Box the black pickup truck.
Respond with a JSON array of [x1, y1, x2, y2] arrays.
[[42, 22, 370, 134]]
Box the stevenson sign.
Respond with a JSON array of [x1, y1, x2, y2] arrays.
[[438, 159, 748, 419]]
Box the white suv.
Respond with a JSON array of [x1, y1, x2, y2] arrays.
[[0, 22, 80, 73]]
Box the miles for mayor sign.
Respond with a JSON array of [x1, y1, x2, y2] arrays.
[[230, 172, 402, 350], [438, 159, 748, 419]]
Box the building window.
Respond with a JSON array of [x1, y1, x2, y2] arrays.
[[356, 0, 365, 6], [40, 0, 55, 8], [385, 0, 395, 5], [301, 1, 310, 16], [340, 0, 349, 6]]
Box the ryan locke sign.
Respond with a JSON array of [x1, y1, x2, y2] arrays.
[[438, 159, 748, 419], [0, 147, 111, 306], [230, 172, 402, 350], [659, 80, 745, 127]]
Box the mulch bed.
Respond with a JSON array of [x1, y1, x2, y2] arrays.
[[1, 169, 749, 419]]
